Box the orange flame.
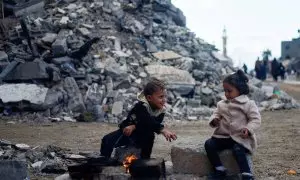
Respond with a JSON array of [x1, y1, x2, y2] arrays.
[[123, 154, 138, 173]]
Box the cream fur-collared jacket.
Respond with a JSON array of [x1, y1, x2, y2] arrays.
[[209, 95, 261, 153]]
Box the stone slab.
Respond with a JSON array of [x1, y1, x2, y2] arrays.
[[3, 61, 49, 81], [0, 51, 8, 62], [0, 83, 48, 104], [63, 77, 86, 113], [0, 160, 29, 180], [171, 144, 252, 176], [152, 50, 182, 60]]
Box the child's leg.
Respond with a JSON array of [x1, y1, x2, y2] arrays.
[[100, 129, 129, 158], [137, 134, 155, 159], [204, 138, 235, 170], [140, 137, 154, 159], [232, 143, 253, 180]]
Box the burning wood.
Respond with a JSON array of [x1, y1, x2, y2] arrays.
[[123, 154, 138, 173]]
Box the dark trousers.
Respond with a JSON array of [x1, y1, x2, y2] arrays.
[[100, 129, 154, 159], [204, 137, 251, 174]]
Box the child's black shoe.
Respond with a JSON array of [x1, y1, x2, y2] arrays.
[[241, 172, 254, 180], [207, 170, 227, 180]]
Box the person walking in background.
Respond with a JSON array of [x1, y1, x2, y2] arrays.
[[278, 62, 286, 80], [243, 64, 248, 74], [254, 58, 261, 80], [261, 60, 267, 81], [271, 58, 279, 81]]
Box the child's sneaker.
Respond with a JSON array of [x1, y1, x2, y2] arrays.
[[207, 170, 227, 180], [241, 172, 254, 180]]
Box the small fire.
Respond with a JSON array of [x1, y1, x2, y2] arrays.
[[123, 154, 138, 173]]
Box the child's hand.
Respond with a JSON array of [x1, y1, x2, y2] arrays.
[[123, 125, 136, 136], [161, 128, 177, 142], [241, 128, 249, 138], [211, 118, 221, 127]]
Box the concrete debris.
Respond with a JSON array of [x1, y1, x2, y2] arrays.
[[171, 144, 252, 176], [0, 84, 48, 104], [0, 0, 296, 125], [0, 51, 8, 62], [152, 50, 182, 60], [0, 160, 29, 180], [15, 144, 30, 151], [42, 33, 58, 44]]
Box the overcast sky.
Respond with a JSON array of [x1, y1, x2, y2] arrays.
[[172, 0, 300, 69]]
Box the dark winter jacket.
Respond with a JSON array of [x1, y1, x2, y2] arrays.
[[119, 92, 165, 135]]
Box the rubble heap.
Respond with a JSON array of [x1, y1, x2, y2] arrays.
[[0, 139, 95, 176], [0, 0, 298, 123]]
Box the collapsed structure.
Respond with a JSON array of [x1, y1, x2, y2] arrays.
[[0, 0, 298, 124]]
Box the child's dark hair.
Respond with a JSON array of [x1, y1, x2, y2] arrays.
[[223, 70, 249, 95], [143, 77, 166, 96]]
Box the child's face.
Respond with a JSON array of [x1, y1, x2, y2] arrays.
[[146, 89, 166, 110], [223, 82, 240, 100]]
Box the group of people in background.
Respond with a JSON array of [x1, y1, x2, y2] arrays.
[[254, 58, 285, 81]]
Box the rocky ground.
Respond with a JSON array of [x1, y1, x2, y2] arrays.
[[0, 81, 299, 180]]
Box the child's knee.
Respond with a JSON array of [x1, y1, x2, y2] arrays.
[[232, 143, 247, 154], [102, 134, 110, 144], [204, 138, 215, 150]]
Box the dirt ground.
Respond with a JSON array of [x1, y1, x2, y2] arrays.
[[0, 82, 300, 180]]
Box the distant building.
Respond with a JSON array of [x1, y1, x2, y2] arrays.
[[281, 38, 300, 59]]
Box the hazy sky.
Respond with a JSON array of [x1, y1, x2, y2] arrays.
[[172, 0, 300, 69]]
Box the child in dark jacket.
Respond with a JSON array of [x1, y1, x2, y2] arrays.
[[100, 78, 177, 159]]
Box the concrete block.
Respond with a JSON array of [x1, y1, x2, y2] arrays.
[[0, 51, 8, 62], [63, 77, 86, 113], [4, 0, 45, 17], [111, 101, 123, 115], [0, 83, 48, 105], [52, 38, 68, 57], [3, 61, 49, 81], [0, 160, 29, 180], [171, 144, 252, 177]]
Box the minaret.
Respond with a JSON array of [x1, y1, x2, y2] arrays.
[[222, 27, 227, 57]]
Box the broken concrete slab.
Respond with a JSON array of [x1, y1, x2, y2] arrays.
[[152, 50, 182, 60], [59, 16, 70, 27], [52, 56, 73, 65], [0, 83, 48, 105], [42, 33, 57, 45], [4, 0, 45, 17], [0, 160, 29, 180], [63, 77, 86, 113], [145, 65, 195, 94], [77, 28, 91, 37], [42, 88, 64, 110], [171, 144, 252, 176], [52, 38, 68, 57], [111, 101, 123, 115], [41, 159, 67, 174], [98, 166, 130, 180], [15, 144, 30, 151], [66, 3, 77, 11], [3, 61, 49, 82], [32, 161, 43, 169], [55, 173, 72, 180], [0, 51, 8, 62]]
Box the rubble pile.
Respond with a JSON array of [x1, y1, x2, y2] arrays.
[[0, 0, 298, 123], [0, 139, 99, 176]]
